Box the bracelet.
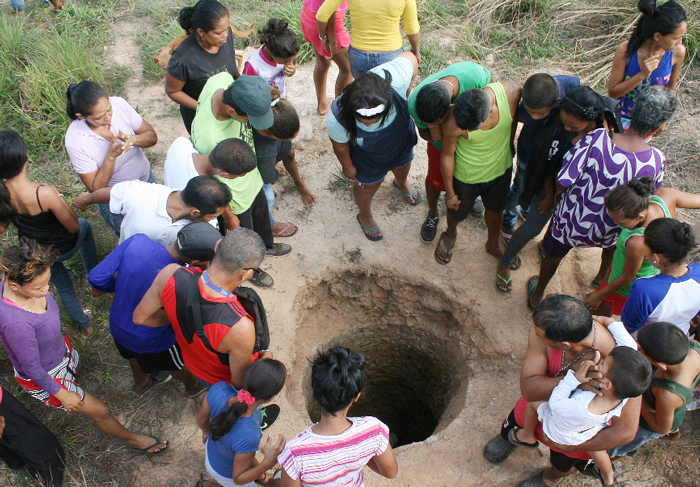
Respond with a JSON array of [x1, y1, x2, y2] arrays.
[[258, 349, 273, 355], [446, 195, 456, 200], [319, 33, 327, 40]]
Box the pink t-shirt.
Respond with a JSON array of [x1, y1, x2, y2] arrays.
[[278, 416, 389, 487], [305, 0, 347, 13], [65, 96, 151, 187]]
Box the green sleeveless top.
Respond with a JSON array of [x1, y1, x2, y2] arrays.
[[453, 82, 513, 185], [639, 341, 700, 433], [608, 195, 670, 297]]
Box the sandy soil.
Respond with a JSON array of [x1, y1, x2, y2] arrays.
[[101, 16, 700, 487]]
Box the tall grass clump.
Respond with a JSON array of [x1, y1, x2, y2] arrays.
[[0, 1, 119, 158]]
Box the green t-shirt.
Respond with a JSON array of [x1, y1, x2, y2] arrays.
[[191, 72, 263, 215], [453, 82, 513, 185], [608, 195, 670, 296], [408, 62, 491, 151]]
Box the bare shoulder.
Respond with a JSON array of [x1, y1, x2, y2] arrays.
[[501, 81, 522, 112], [156, 263, 182, 285], [673, 43, 687, 64]]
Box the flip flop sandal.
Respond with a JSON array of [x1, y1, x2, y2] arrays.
[[393, 181, 421, 206], [434, 232, 453, 265], [537, 241, 546, 263], [131, 436, 168, 455], [486, 250, 521, 270], [357, 214, 382, 241], [526, 275, 539, 311], [496, 273, 512, 293], [508, 426, 539, 449], [272, 222, 298, 237]]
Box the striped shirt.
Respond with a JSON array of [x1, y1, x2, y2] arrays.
[[278, 416, 390, 486]]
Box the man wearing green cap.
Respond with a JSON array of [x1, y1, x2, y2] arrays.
[[191, 73, 291, 287]]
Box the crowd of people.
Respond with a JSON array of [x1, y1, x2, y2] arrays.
[[0, 0, 697, 486]]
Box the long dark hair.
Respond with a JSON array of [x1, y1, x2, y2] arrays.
[[178, 0, 229, 35], [604, 177, 656, 219], [259, 18, 300, 59], [0, 130, 28, 226], [627, 0, 687, 57], [66, 81, 108, 120], [209, 359, 286, 441], [645, 217, 696, 264], [337, 72, 394, 142], [560, 86, 608, 129]]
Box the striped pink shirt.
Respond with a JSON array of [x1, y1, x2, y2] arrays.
[[278, 416, 390, 486]]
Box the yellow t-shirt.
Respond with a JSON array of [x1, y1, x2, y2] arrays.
[[316, 0, 419, 52]]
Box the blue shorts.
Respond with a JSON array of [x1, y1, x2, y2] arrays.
[[348, 46, 404, 79], [11, 0, 26, 10], [355, 150, 413, 185]]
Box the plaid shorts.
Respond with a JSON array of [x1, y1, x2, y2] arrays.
[[14, 336, 85, 410]]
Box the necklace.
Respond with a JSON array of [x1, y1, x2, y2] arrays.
[[435, 79, 455, 98], [201, 270, 234, 298], [555, 323, 597, 377]]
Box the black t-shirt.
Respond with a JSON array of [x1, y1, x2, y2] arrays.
[[167, 29, 238, 103]]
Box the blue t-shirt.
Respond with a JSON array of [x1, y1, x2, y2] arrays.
[[88, 234, 178, 354], [621, 263, 700, 337], [517, 75, 580, 162], [206, 382, 262, 479]]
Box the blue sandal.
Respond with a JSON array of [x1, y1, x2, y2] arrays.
[[393, 181, 421, 206], [357, 214, 382, 241]]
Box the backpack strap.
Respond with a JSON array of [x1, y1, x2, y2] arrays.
[[188, 271, 220, 357]]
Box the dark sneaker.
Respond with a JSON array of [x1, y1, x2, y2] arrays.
[[470, 198, 484, 216], [260, 404, 280, 431], [420, 215, 439, 244], [185, 381, 208, 398], [266, 243, 291, 257], [517, 471, 548, 487], [249, 268, 274, 288], [484, 433, 517, 464]]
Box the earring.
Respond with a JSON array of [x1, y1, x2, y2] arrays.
[[200, 36, 206, 42], [653, 260, 657, 265]]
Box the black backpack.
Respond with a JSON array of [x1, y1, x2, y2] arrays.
[[187, 272, 270, 365]]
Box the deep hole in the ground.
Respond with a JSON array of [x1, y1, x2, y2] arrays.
[[298, 271, 471, 448]]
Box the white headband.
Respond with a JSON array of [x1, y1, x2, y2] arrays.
[[356, 104, 386, 117]]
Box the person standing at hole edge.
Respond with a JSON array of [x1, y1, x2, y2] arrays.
[[268, 346, 398, 487], [608, 0, 687, 131], [483, 295, 642, 487], [408, 61, 493, 243]]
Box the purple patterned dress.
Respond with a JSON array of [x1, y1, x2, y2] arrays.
[[552, 128, 665, 249]]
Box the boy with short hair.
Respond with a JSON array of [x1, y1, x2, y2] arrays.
[[502, 73, 579, 237], [510, 346, 652, 486], [609, 322, 700, 458]]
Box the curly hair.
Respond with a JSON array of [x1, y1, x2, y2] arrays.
[[0, 237, 56, 286]]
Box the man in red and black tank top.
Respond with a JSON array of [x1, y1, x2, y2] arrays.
[[134, 228, 269, 389]]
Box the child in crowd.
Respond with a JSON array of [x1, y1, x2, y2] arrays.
[[269, 347, 398, 487], [608, 0, 687, 130], [509, 347, 652, 486], [254, 97, 316, 237], [609, 322, 700, 457], [585, 177, 700, 316], [0, 130, 98, 337], [11, 0, 63, 14], [622, 218, 700, 337], [299, 0, 353, 115], [0, 238, 168, 455], [243, 18, 300, 99], [197, 359, 286, 487]]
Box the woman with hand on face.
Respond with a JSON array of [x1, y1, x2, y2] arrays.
[[166, 0, 241, 134], [65, 80, 157, 237], [608, 0, 687, 131]]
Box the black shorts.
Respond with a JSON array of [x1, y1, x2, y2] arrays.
[[114, 340, 185, 374], [549, 449, 589, 474], [541, 223, 573, 259], [447, 168, 512, 222]]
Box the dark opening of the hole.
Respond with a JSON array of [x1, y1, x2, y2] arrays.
[[306, 324, 460, 447]]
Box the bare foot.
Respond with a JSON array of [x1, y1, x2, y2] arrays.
[[81, 324, 94, 339], [271, 221, 297, 237], [317, 98, 331, 116], [90, 286, 102, 298]]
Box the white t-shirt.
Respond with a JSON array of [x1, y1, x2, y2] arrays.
[[109, 180, 192, 245], [326, 56, 414, 145], [164, 137, 200, 190]]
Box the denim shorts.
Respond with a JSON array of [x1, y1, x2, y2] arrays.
[[348, 46, 403, 79]]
